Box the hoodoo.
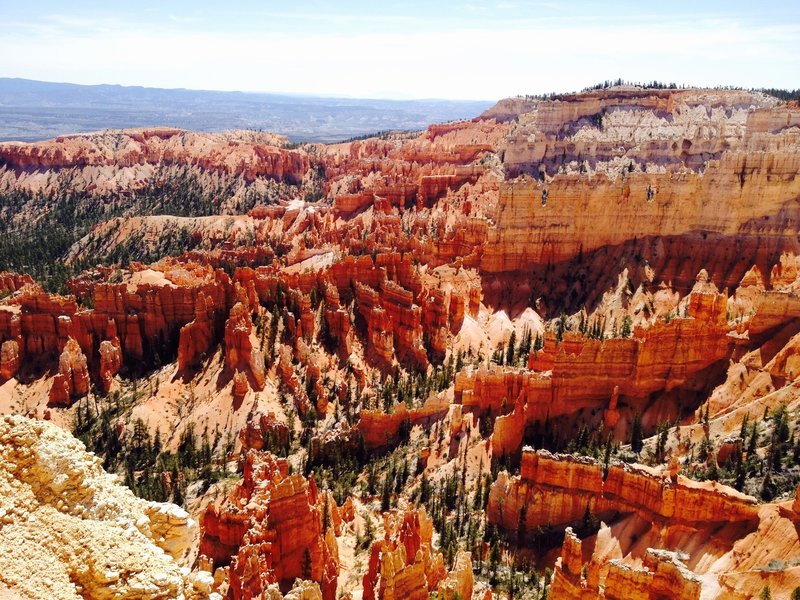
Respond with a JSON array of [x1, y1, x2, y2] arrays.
[[2, 84, 800, 599]]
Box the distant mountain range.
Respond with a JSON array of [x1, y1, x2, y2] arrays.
[[0, 78, 494, 143]]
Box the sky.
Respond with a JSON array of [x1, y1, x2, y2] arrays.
[[2, 0, 799, 101]]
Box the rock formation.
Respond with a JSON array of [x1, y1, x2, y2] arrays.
[[551, 537, 703, 600], [224, 301, 266, 394], [358, 394, 450, 451], [494, 449, 800, 599], [488, 449, 758, 534], [0, 261, 232, 403], [178, 292, 218, 371], [361, 508, 446, 600], [0, 339, 20, 380], [0, 128, 308, 189], [200, 451, 339, 600], [97, 320, 122, 393], [49, 338, 90, 407], [0, 414, 194, 599], [453, 285, 733, 459], [2, 87, 800, 600], [437, 551, 474, 600]]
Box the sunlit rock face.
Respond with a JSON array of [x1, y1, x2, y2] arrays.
[[1, 87, 800, 600], [0, 414, 194, 600]]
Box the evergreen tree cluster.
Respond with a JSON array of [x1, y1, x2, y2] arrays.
[[678, 404, 800, 501], [72, 391, 223, 506], [492, 328, 539, 368], [0, 166, 292, 293]]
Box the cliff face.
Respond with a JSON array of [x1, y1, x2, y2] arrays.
[[3, 88, 800, 600], [358, 394, 450, 451], [0, 414, 194, 599], [488, 450, 758, 534], [361, 508, 446, 600], [481, 152, 800, 275], [0, 128, 308, 188], [297, 91, 800, 318], [452, 287, 732, 458], [492, 449, 800, 600], [200, 451, 339, 600], [378, 90, 800, 297]]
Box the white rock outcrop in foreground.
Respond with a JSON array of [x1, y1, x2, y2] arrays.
[[0, 414, 195, 599]]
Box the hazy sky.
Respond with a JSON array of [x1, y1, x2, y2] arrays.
[[3, 0, 799, 100]]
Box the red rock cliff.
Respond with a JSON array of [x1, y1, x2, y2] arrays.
[[200, 451, 339, 600]]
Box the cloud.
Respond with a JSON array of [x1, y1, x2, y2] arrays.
[[1, 13, 798, 99]]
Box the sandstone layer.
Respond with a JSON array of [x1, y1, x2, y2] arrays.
[[492, 449, 800, 599], [1, 87, 800, 600], [200, 451, 339, 600]]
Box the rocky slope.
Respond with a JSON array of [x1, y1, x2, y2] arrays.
[[200, 449, 340, 600], [0, 414, 195, 599], [1, 86, 800, 599], [0, 128, 306, 188]]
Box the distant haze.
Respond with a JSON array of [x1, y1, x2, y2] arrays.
[[0, 78, 493, 143], [1, 1, 798, 100]]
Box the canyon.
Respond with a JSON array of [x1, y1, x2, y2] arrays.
[[1, 86, 800, 599]]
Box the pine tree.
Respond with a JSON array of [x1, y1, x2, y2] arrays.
[[769, 432, 784, 472], [794, 434, 800, 466], [363, 514, 375, 549], [517, 504, 527, 545], [760, 471, 776, 501], [734, 451, 746, 491], [655, 422, 670, 463], [506, 330, 517, 365], [472, 484, 482, 510], [775, 404, 790, 442], [631, 413, 644, 453], [483, 473, 493, 510], [201, 430, 213, 469], [171, 465, 184, 506], [489, 539, 500, 584], [420, 470, 431, 503], [495, 342, 505, 365], [455, 349, 464, 373], [534, 333, 544, 352], [698, 434, 713, 463], [322, 494, 331, 532], [748, 422, 758, 456], [381, 473, 392, 511], [519, 327, 532, 361], [152, 427, 162, 457], [620, 315, 633, 338], [602, 439, 612, 480], [556, 313, 567, 343]]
